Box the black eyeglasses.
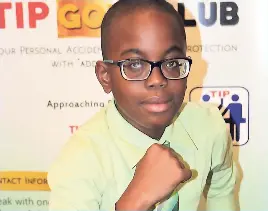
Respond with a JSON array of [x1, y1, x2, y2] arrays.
[[103, 57, 192, 81]]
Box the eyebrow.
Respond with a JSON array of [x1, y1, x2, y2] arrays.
[[120, 45, 184, 58], [163, 45, 184, 56], [120, 48, 144, 57]]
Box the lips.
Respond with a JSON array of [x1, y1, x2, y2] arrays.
[[141, 96, 172, 113]]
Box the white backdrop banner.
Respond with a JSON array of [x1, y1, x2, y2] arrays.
[[0, 0, 267, 210]]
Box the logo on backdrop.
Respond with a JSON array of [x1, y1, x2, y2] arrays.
[[178, 2, 239, 27], [189, 86, 249, 146], [0, 1, 239, 30], [57, 0, 113, 38], [0, 2, 49, 29], [56, 0, 239, 37]]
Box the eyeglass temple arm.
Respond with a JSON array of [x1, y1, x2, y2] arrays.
[[103, 60, 114, 64]]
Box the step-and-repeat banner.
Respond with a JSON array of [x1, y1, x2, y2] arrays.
[[1, 0, 267, 210]]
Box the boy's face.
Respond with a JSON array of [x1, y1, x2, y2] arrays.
[[96, 9, 187, 137]]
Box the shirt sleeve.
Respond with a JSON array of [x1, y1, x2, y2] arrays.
[[206, 108, 237, 211], [47, 135, 105, 211]]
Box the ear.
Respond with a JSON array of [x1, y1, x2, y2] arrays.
[[95, 61, 112, 94]]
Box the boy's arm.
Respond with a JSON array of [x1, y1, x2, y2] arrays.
[[47, 136, 103, 211], [206, 109, 237, 211]]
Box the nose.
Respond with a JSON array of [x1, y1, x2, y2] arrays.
[[145, 66, 167, 89]]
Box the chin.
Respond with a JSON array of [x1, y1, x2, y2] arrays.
[[147, 115, 174, 128]]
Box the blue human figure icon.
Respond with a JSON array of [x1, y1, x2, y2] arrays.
[[202, 94, 224, 110], [222, 94, 246, 142]]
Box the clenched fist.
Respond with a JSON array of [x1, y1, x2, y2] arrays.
[[116, 143, 192, 211]]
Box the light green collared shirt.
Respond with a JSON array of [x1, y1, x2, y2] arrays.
[[48, 100, 236, 211]]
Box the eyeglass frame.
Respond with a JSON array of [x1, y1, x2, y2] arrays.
[[103, 57, 192, 81]]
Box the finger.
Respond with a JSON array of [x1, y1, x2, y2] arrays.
[[167, 148, 186, 168], [179, 161, 185, 169], [167, 147, 179, 157], [181, 169, 192, 183], [168, 148, 183, 159]]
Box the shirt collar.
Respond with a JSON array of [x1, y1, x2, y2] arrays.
[[106, 99, 198, 169]]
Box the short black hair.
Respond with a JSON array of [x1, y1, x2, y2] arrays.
[[101, 0, 185, 59]]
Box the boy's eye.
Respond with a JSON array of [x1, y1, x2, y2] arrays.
[[165, 60, 179, 68], [129, 61, 142, 69]]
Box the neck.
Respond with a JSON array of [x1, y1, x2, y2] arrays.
[[116, 104, 165, 140], [141, 126, 165, 140]]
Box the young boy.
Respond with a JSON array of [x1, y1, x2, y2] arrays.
[[48, 0, 237, 210]]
